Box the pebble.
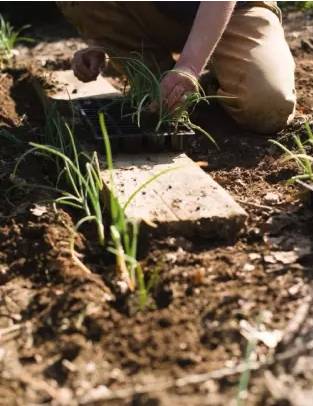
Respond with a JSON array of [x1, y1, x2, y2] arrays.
[[264, 255, 276, 264], [272, 250, 298, 264], [264, 192, 280, 204], [248, 253, 262, 261], [80, 385, 111, 404], [243, 263, 255, 272]]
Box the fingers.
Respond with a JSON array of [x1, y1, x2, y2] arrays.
[[89, 56, 102, 77], [160, 71, 197, 111], [149, 69, 199, 114], [164, 84, 186, 111], [72, 49, 104, 83], [72, 55, 92, 82]]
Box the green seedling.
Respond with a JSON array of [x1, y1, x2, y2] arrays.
[[236, 334, 258, 406], [13, 102, 106, 247], [236, 315, 264, 406], [270, 122, 313, 187], [99, 112, 179, 307], [114, 56, 222, 148], [10, 102, 174, 308], [0, 14, 33, 66]]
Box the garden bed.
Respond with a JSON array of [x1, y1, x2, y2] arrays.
[[0, 7, 313, 406]]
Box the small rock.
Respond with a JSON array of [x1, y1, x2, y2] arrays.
[[248, 253, 261, 261], [62, 359, 77, 372], [0, 265, 8, 275], [288, 284, 302, 296], [85, 362, 96, 373], [164, 252, 177, 264], [179, 342, 188, 350], [80, 385, 111, 404], [264, 192, 280, 205], [54, 388, 73, 406], [30, 204, 48, 217], [116, 280, 128, 294], [290, 31, 300, 39], [243, 263, 255, 272], [272, 250, 298, 265], [110, 368, 125, 381], [264, 255, 276, 264]]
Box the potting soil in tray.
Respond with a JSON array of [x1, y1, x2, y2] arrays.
[[76, 97, 195, 152]]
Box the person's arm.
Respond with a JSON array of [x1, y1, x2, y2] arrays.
[[161, 1, 236, 110]]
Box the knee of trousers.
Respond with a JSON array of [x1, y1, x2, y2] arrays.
[[56, 2, 85, 33], [220, 75, 297, 135]]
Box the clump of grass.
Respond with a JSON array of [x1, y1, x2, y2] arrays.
[[11, 101, 166, 309], [0, 14, 33, 67], [236, 315, 266, 406], [270, 122, 313, 188], [118, 56, 219, 148], [13, 104, 106, 246], [99, 111, 136, 290], [236, 334, 258, 406], [99, 112, 179, 305]]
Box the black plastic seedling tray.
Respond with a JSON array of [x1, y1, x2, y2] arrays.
[[76, 97, 195, 153]]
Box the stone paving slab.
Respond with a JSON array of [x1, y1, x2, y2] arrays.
[[50, 70, 121, 100], [101, 153, 247, 239]]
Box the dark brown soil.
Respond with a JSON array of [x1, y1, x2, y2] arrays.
[[0, 9, 313, 406]]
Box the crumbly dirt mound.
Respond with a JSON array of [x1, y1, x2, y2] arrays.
[[0, 73, 23, 127], [0, 8, 313, 406], [0, 67, 53, 131]]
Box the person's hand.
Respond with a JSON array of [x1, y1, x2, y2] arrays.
[[71, 47, 106, 82], [158, 67, 199, 112]]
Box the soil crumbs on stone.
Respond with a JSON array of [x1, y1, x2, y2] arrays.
[[0, 8, 313, 406]]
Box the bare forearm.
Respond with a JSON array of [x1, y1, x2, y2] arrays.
[[176, 1, 236, 76]]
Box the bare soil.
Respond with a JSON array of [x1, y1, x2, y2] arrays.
[[0, 9, 313, 406]]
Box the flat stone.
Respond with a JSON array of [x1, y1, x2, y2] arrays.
[[50, 70, 121, 100], [101, 153, 247, 240]]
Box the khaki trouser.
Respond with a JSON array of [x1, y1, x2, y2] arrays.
[[59, 1, 296, 134]]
